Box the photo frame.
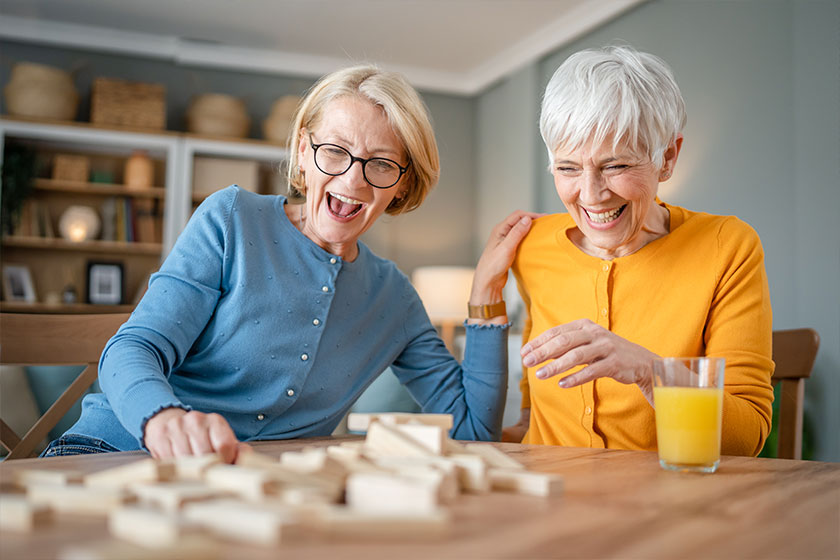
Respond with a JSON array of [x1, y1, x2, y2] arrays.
[[87, 261, 123, 305], [2, 264, 37, 303]]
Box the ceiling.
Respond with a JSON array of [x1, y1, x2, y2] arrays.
[[0, 0, 645, 95]]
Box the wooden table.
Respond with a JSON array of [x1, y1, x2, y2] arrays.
[[1, 439, 838, 559]]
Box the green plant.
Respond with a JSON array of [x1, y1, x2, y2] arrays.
[[1, 143, 37, 235]]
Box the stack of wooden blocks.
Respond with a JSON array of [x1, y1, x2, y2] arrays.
[[0, 413, 563, 558]]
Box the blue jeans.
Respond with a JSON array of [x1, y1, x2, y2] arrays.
[[40, 434, 121, 457]]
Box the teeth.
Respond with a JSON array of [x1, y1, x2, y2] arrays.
[[586, 206, 625, 224], [330, 192, 364, 205]]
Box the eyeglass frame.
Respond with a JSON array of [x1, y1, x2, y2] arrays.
[[308, 133, 409, 189]]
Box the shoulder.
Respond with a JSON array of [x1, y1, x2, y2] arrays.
[[671, 205, 762, 248], [517, 213, 571, 259]]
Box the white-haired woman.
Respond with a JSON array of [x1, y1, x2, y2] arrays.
[[45, 65, 537, 462], [504, 46, 773, 456]]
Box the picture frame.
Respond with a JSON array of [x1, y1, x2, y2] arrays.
[[87, 261, 123, 305], [2, 264, 37, 303]]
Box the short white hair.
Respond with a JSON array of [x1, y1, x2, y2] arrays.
[[539, 45, 686, 167]]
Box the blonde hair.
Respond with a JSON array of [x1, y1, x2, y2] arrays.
[[287, 65, 440, 215], [540, 45, 686, 167]]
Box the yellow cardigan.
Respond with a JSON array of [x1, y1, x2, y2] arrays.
[[512, 202, 774, 456]]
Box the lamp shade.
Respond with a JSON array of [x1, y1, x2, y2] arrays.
[[411, 266, 475, 322]]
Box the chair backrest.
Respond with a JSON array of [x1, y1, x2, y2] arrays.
[[0, 313, 128, 459], [771, 328, 820, 460]]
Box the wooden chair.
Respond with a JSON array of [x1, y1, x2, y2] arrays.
[[0, 313, 128, 460], [772, 328, 820, 460]]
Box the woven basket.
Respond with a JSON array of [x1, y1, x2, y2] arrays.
[[90, 78, 166, 129]]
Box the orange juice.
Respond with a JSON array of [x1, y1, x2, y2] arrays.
[[654, 386, 723, 467]]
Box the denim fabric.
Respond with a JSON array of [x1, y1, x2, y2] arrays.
[[40, 434, 121, 457]]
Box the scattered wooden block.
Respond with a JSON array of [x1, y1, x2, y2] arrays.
[[234, 449, 280, 469], [14, 469, 84, 487], [325, 445, 385, 474], [488, 468, 564, 497], [393, 423, 447, 455], [347, 412, 453, 433], [315, 505, 451, 539], [447, 453, 490, 493], [183, 498, 302, 546], [0, 494, 52, 531], [370, 457, 460, 502], [464, 443, 526, 470], [84, 458, 175, 488], [204, 464, 277, 502], [280, 447, 348, 484], [108, 505, 204, 549], [59, 535, 220, 560], [442, 438, 470, 455], [364, 421, 438, 458], [27, 484, 135, 514], [169, 453, 222, 481], [131, 481, 229, 513], [345, 472, 440, 514]]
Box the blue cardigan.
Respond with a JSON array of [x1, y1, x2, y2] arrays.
[[67, 187, 509, 450]]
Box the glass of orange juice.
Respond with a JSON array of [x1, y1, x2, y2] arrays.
[[652, 357, 725, 473]]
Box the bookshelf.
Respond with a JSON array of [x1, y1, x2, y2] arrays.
[[0, 117, 290, 313]]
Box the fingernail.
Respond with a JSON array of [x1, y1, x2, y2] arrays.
[[558, 378, 568, 387], [520, 216, 530, 225], [523, 355, 536, 367], [520, 344, 531, 355], [536, 369, 546, 379]]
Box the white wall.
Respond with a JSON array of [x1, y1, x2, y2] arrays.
[[476, 0, 840, 461]]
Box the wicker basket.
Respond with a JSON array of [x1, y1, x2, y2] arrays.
[[90, 78, 166, 129], [52, 154, 90, 182]]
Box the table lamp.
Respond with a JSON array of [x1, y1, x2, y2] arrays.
[[411, 266, 475, 356]]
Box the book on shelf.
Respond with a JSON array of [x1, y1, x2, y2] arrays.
[[13, 199, 53, 238]]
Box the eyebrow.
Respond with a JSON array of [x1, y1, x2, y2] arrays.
[[321, 134, 402, 160], [554, 155, 632, 165]]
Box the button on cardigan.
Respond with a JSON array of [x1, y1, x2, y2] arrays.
[[67, 187, 509, 450]]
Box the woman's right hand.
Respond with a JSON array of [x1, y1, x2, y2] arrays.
[[143, 407, 246, 464]]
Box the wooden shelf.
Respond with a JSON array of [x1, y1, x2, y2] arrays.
[[0, 301, 134, 314], [2, 236, 162, 255], [34, 178, 166, 199]]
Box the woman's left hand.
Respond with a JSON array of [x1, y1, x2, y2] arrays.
[[521, 318, 659, 405], [470, 210, 543, 313]]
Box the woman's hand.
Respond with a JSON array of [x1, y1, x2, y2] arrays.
[[521, 319, 659, 405], [143, 407, 249, 464], [501, 407, 530, 443], [470, 210, 543, 323]]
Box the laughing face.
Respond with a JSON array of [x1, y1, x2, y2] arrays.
[[296, 95, 407, 261], [551, 136, 681, 259]]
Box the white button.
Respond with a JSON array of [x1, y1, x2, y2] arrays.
[[585, 407, 592, 415], [601, 308, 608, 317], [330, 257, 337, 264], [321, 286, 329, 292], [257, 414, 265, 421], [286, 389, 295, 397], [602, 263, 610, 272], [312, 318, 320, 326], [301, 353, 309, 361]]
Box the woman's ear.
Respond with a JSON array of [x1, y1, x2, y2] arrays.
[[660, 134, 683, 181], [298, 127, 309, 162]]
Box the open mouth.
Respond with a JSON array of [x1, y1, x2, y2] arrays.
[[585, 204, 627, 224], [327, 192, 365, 219]]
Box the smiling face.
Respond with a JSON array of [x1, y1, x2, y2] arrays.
[[296, 95, 407, 261], [551, 136, 682, 259]]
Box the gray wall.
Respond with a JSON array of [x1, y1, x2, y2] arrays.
[[0, 41, 476, 276], [476, 0, 839, 461]]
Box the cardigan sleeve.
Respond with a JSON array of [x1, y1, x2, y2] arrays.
[[390, 281, 509, 441], [512, 266, 533, 411], [97, 188, 236, 444], [707, 217, 774, 456]]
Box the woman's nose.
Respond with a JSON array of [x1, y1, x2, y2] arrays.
[[579, 169, 609, 204], [342, 159, 368, 187]]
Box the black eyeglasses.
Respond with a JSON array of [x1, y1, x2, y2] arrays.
[[308, 133, 408, 189]]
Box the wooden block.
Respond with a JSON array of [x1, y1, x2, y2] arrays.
[[345, 472, 440, 514], [85, 458, 175, 488], [364, 421, 437, 458], [464, 443, 526, 470], [109, 505, 203, 549], [347, 412, 453, 432], [27, 484, 135, 514], [14, 468, 84, 487], [489, 468, 564, 497], [131, 481, 229, 513], [325, 446, 385, 474], [59, 536, 219, 560], [394, 423, 447, 455], [370, 457, 459, 502], [169, 453, 222, 481], [315, 505, 450, 539], [0, 494, 52, 531], [280, 447, 348, 482], [228, 456, 343, 503], [183, 498, 301, 546], [203, 464, 277, 501], [442, 438, 470, 455], [448, 453, 490, 493], [234, 449, 280, 469]]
